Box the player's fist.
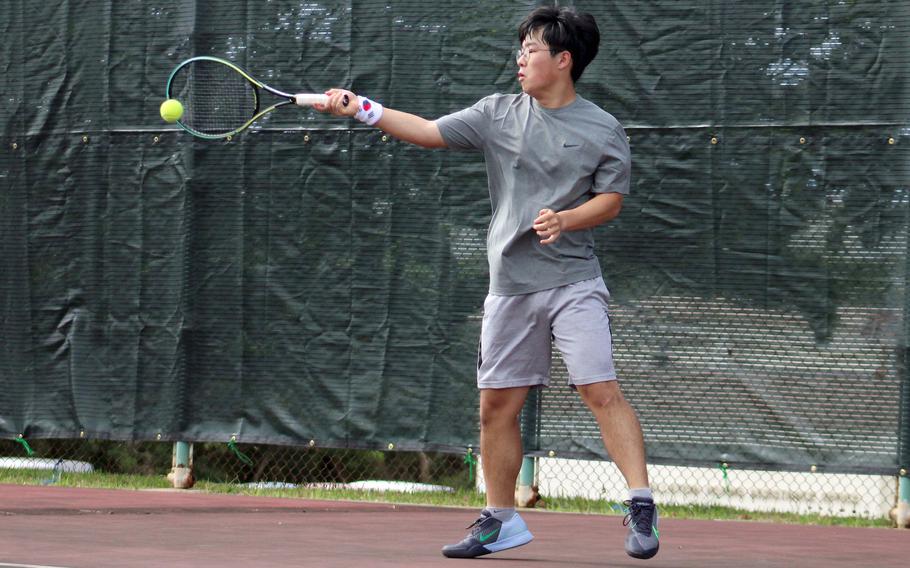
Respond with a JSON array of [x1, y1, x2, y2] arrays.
[[533, 208, 563, 245], [317, 89, 356, 117]]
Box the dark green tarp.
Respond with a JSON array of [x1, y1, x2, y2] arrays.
[[1, 1, 908, 474]]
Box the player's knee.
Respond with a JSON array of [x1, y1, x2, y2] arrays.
[[577, 381, 623, 411], [479, 387, 529, 428], [479, 401, 521, 429]]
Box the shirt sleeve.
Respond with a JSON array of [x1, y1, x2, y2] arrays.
[[434, 96, 494, 151], [592, 125, 632, 195]]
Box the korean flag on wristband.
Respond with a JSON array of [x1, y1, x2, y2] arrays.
[[355, 96, 384, 126]]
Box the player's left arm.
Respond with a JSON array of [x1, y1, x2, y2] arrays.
[[534, 193, 623, 245], [536, 125, 631, 245]]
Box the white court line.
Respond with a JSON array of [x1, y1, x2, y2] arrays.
[[0, 563, 73, 568]]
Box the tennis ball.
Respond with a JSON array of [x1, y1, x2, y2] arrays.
[[160, 99, 184, 123]]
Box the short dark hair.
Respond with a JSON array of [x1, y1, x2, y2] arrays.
[[518, 5, 600, 83]]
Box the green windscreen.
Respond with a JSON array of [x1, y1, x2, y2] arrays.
[[1, 1, 908, 474]]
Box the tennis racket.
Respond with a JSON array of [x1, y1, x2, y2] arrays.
[[165, 56, 348, 140]]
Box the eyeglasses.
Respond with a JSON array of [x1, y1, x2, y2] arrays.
[[515, 47, 557, 62]]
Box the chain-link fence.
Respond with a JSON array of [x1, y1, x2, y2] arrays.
[[0, 439, 471, 489], [0, 437, 899, 523]]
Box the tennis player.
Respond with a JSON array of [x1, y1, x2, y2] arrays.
[[317, 4, 659, 561]]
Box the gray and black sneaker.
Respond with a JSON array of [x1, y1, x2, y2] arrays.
[[441, 510, 533, 558], [623, 497, 660, 559]]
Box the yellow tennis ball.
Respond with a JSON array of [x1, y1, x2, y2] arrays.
[[160, 99, 184, 123]]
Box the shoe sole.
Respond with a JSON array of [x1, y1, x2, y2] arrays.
[[441, 531, 534, 559], [626, 545, 659, 560]]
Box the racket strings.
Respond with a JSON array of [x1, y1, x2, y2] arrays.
[[170, 60, 258, 136]]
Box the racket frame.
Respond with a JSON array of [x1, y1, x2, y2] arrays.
[[165, 55, 323, 140]]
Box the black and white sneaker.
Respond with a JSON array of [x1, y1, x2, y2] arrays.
[[441, 510, 533, 558]]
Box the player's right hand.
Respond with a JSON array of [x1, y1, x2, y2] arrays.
[[317, 89, 357, 117]]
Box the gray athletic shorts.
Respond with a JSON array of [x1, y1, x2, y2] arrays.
[[477, 276, 617, 389]]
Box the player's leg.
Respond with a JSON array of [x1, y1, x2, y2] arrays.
[[576, 381, 648, 487], [480, 386, 530, 508], [577, 382, 658, 559], [440, 387, 536, 559], [442, 292, 549, 559], [551, 277, 659, 559]]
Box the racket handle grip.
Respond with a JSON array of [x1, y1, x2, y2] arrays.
[[294, 93, 351, 107], [294, 94, 329, 106]]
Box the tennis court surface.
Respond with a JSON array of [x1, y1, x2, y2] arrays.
[[0, 485, 903, 567]]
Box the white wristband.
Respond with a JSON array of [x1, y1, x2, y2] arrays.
[[354, 96, 384, 126]]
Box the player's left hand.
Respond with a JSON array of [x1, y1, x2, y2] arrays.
[[534, 208, 563, 245]]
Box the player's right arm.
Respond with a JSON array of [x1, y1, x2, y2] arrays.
[[318, 89, 446, 149], [375, 108, 446, 148]]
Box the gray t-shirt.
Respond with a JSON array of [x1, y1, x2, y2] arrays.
[[435, 93, 631, 295]]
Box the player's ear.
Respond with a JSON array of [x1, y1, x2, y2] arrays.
[[557, 50, 572, 71]]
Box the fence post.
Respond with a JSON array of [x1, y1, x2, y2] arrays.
[[168, 441, 195, 489], [516, 457, 537, 507], [898, 250, 910, 527], [901, 288, 910, 527], [517, 389, 541, 507], [895, 470, 909, 528]]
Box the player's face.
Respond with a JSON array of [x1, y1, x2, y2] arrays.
[[516, 32, 560, 96]]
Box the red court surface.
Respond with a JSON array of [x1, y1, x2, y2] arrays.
[[0, 485, 904, 567]]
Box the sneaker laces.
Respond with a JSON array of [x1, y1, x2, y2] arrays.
[[465, 512, 492, 534], [622, 499, 655, 536]]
